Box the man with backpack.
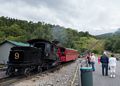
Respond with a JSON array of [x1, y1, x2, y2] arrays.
[[100, 52, 109, 76]]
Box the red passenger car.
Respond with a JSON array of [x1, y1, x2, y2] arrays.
[[57, 47, 79, 62]]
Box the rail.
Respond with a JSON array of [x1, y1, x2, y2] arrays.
[[0, 61, 74, 86]]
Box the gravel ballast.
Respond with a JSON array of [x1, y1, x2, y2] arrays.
[[11, 60, 79, 86]]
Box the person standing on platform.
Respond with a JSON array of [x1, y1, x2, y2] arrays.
[[100, 52, 109, 76], [98, 55, 101, 64], [87, 53, 91, 66], [90, 53, 96, 71], [109, 54, 117, 78]]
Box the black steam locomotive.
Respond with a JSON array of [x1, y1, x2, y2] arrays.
[[6, 39, 60, 76]]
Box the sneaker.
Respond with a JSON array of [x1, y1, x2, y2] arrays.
[[113, 75, 115, 78], [110, 75, 112, 78]]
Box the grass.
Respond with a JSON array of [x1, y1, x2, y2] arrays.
[[0, 64, 5, 68]]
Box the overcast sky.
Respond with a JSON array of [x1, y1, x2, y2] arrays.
[[0, 0, 120, 35]]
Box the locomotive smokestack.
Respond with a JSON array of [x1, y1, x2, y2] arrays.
[[52, 39, 62, 47], [52, 39, 59, 44]]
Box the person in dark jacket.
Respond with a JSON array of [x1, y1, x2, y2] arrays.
[[100, 53, 109, 76], [87, 54, 91, 66]]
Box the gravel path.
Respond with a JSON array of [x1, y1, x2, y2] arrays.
[[93, 60, 120, 86], [73, 58, 120, 86], [11, 60, 79, 86]]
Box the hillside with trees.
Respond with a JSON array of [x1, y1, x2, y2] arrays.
[[97, 29, 120, 53], [0, 16, 104, 53]]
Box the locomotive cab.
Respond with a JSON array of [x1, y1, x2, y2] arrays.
[[33, 41, 60, 68], [28, 39, 59, 60], [28, 39, 60, 68]]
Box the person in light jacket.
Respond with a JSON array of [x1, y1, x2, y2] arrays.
[[109, 54, 117, 78], [90, 53, 96, 71]]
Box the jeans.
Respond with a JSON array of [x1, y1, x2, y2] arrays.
[[91, 62, 95, 71], [102, 63, 108, 76], [110, 66, 116, 76]]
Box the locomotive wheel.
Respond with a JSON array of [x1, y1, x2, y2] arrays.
[[6, 67, 14, 76], [38, 66, 42, 73], [24, 68, 31, 76], [46, 65, 49, 70]]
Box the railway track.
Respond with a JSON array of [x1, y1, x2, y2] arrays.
[[0, 61, 74, 86], [0, 76, 25, 86]]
